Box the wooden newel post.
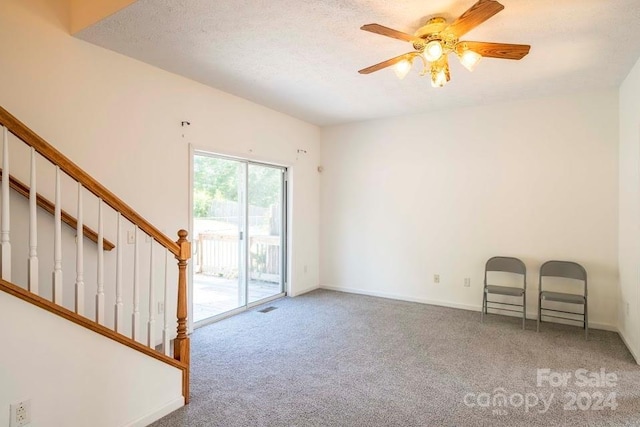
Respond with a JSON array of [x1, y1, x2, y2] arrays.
[[175, 229, 191, 403]]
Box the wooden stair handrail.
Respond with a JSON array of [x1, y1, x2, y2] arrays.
[[0, 106, 180, 256], [0, 278, 189, 398], [0, 169, 114, 251], [0, 106, 191, 404]]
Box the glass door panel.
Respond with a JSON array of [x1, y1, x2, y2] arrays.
[[192, 152, 286, 325], [192, 155, 246, 322], [247, 164, 284, 304]]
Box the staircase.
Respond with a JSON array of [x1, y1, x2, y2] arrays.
[[0, 106, 191, 418]]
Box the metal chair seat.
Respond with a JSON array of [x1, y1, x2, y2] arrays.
[[541, 291, 585, 304], [486, 285, 525, 297]]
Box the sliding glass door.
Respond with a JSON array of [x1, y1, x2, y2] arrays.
[[247, 163, 285, 304], [192, 153, 286, 324]]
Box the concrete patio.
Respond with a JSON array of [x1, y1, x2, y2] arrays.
[[193, 274, 282, 322]]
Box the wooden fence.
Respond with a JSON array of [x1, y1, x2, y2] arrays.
[[195, 232, 280, 282]]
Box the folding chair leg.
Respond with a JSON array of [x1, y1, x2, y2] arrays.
[[522, 293, 526, 330], [484, 292, 488, 315], [481, 291, 486, 323], [537, 293, 541, 332], [584, 300, 588, 340]]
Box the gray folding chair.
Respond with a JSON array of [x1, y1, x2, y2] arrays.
[[537, 261, 588, 339], [481, 256, 527, 329]]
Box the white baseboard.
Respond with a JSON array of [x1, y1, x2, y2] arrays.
[[320, 284, 478, 312], [123, 396, 184, 427], [289, 284, 320, 297], [586, 321, 619, 332], [319, 284, 618, 332], [618, 328, 640, 364]]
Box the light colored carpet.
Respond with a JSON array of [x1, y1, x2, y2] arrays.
[[151, 289, 640, 427]]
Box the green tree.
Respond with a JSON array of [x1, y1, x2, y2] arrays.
[[248, 165, 281, 208], [193, 155, 282, 218]]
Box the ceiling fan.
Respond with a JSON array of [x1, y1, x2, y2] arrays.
[[358, 0, 530, 87]]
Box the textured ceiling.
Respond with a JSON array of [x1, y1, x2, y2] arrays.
[[76, 0, 640, 126]]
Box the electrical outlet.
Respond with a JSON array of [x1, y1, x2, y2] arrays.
[[464, 278, 471, 287], [158, 301, 164, 314], [10, 399, 31, 427], [627, 302, 630, 316], [434, 274, 440, 284], [127, 230, 136, 244], [304, 265, 308, 274]]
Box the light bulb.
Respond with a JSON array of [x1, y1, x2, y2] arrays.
[[393, 59, 412, 80], [430, 58, 450, 88], [431, 68, 448, 88], [459, 49, 482, 72], [424, 40, 443, 62]]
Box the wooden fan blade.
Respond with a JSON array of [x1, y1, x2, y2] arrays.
[[461, 41, 530, 60], [360, 24, 416, 43], [358, 53, 414, 74], [445, 0, 504, 37]]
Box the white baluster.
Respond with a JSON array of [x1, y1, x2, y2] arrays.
[[96, 199, 104, 324], [52, 166, 63, 304], [115, 213, 123, 333], [75, 183, 84, 315], [1, 126, 11, 281], [163, 250, 171, 356], [28, 147, 38, 293], [147, 239, 155, 348], [132, 226, 140, 341]]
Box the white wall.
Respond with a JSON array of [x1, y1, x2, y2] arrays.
[[618, 56, 640, 359], [0, 291, 183, 427], [0, 0, 321, 334], [320, 91, 619, 329]]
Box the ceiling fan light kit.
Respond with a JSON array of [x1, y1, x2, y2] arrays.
[[393, 57, 414, 80], [431, 56, 450, 88], [424, 39, 444, 62], [359, 0, 530, 88], [458, 48, 483, 72]]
